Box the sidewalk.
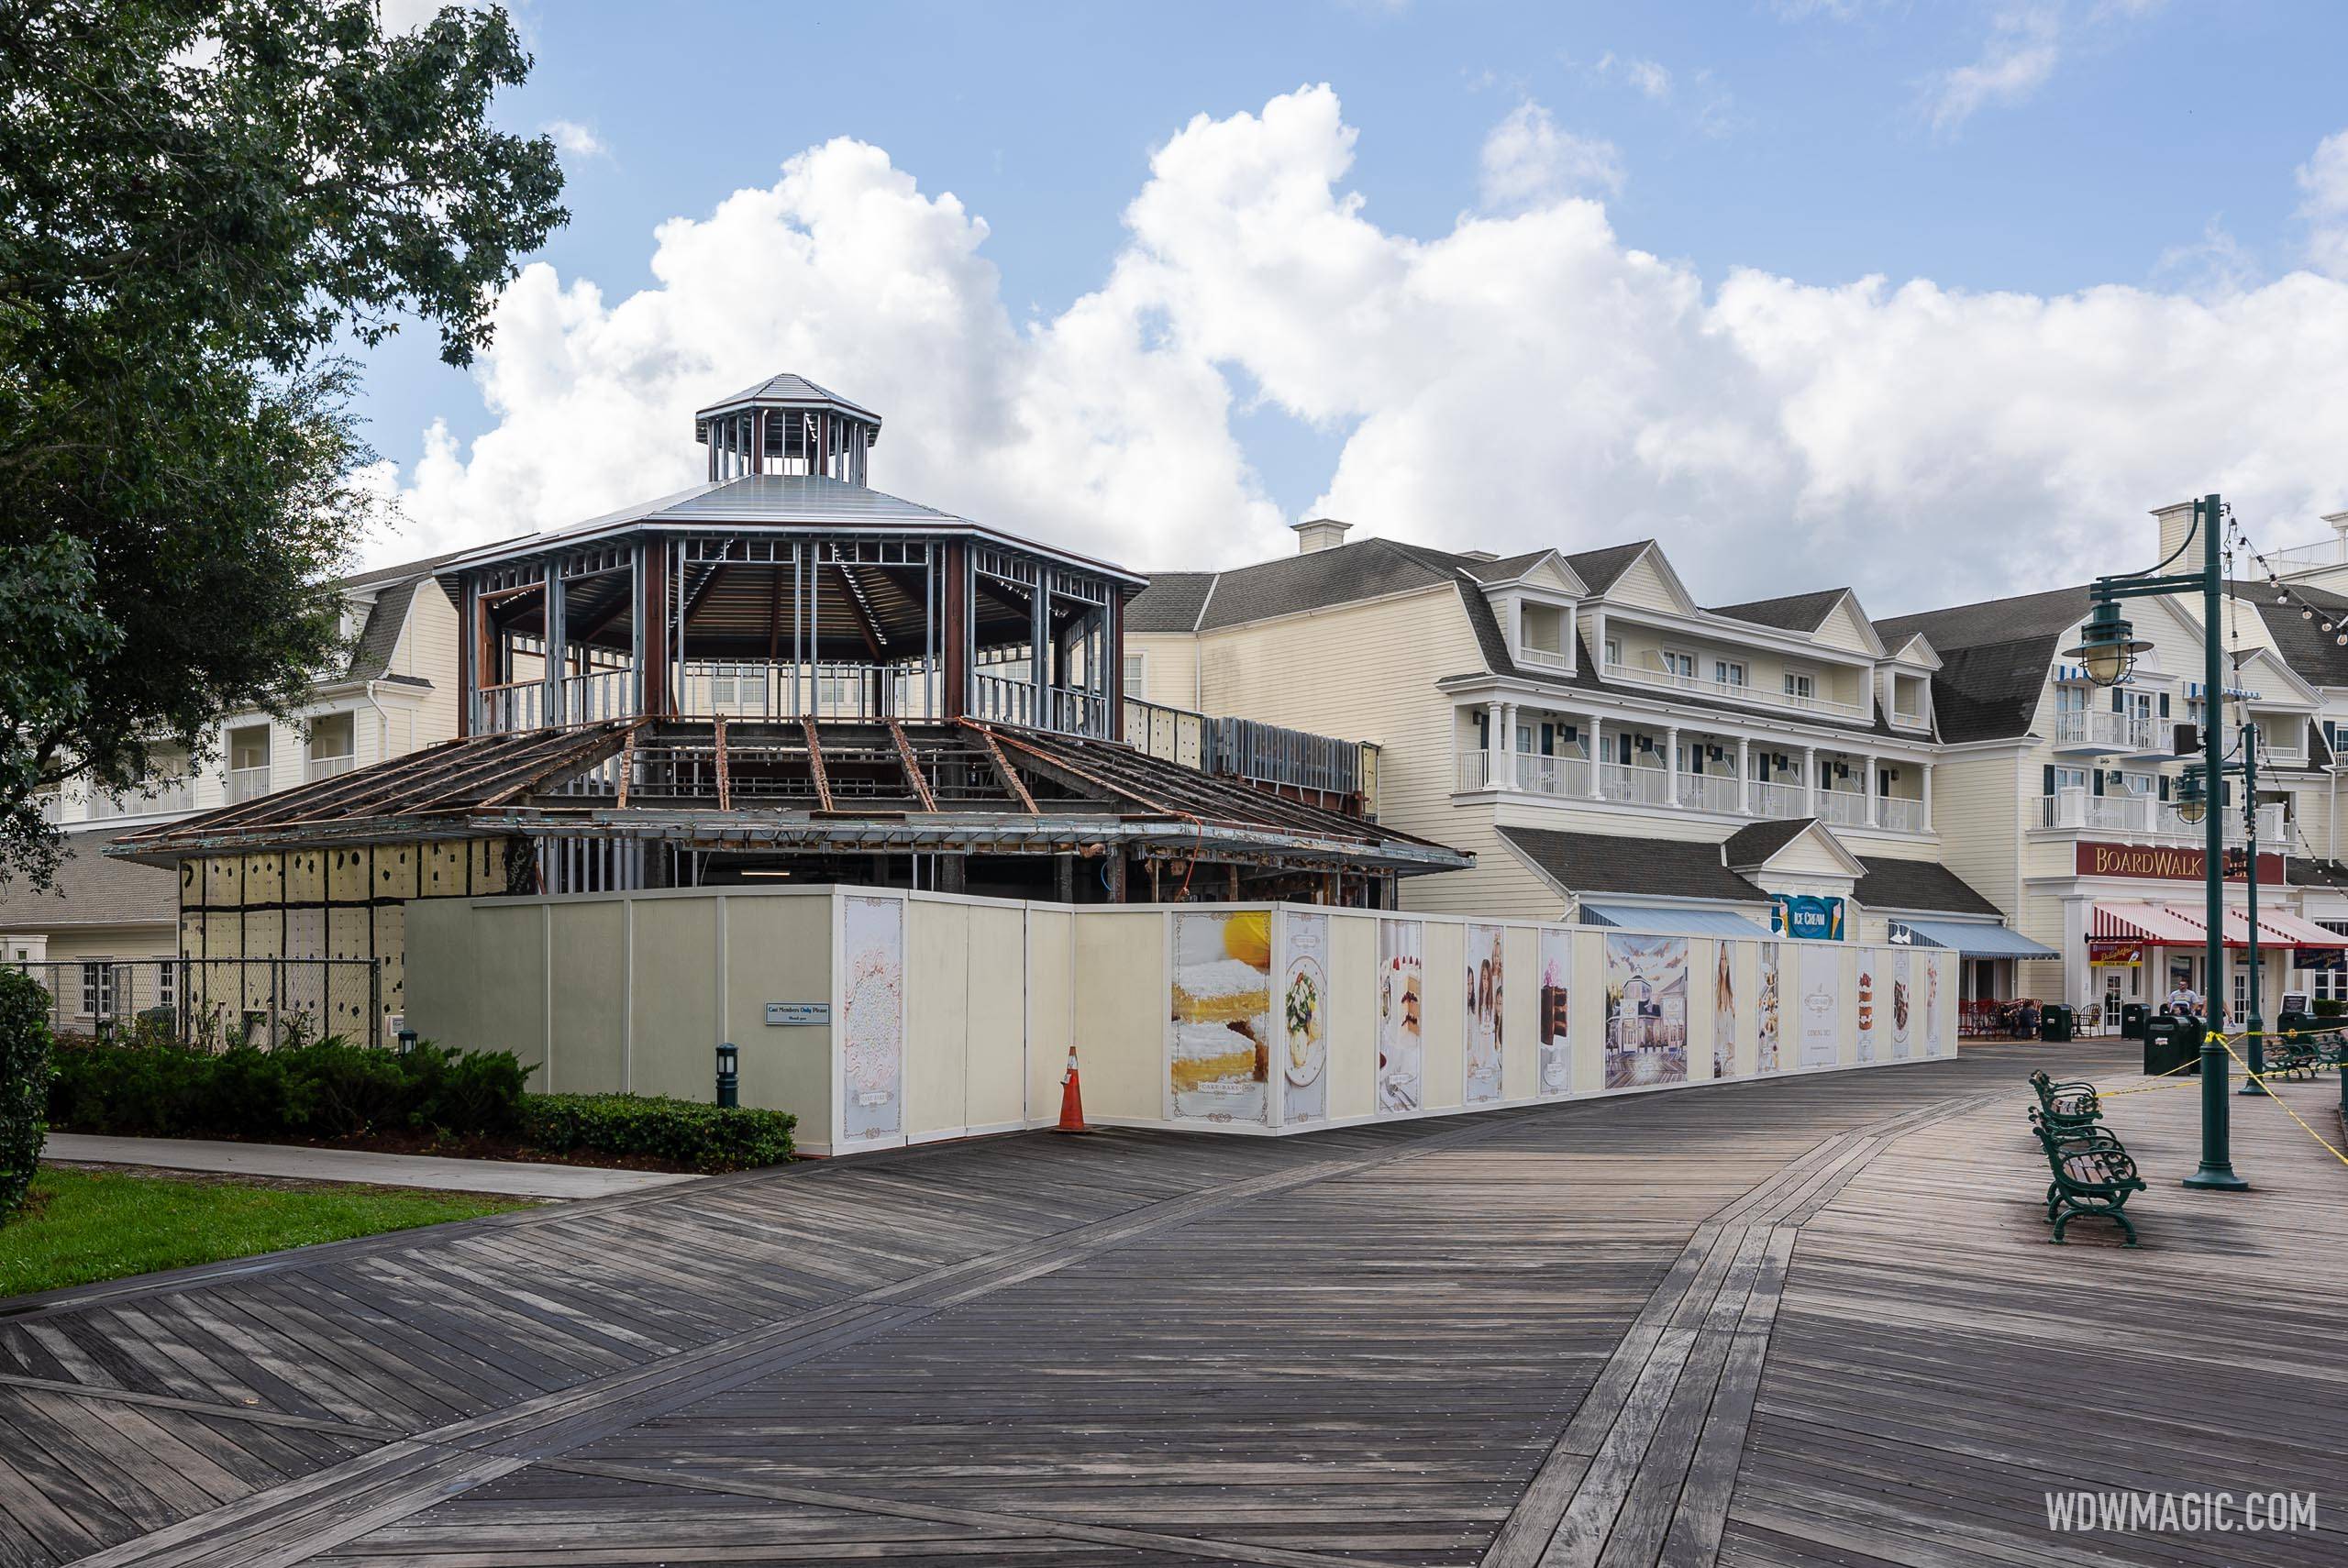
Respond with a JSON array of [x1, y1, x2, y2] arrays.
[[40, 1132, 704, 1199]]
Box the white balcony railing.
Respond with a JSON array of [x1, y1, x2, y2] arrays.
[[1602, 659, 1870, 722], [1516, 643, 1572, 671], [1749, 780, 1809, 820], [85, 778, 194, 820], [1597, 761, 1674, 807], [306, 754, 356, 783], [1514, 754, 1591, 797], [226, 765, 271, 804], [1815, 790, 1870, 827], [1675, 772, 1743, 813], [1877, 796, 1927, 834], [2039, 788, 2286, 844], [2053, 709, 2158, 753]]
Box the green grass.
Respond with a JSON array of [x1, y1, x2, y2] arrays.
[[0, 1166, 529, 1298]]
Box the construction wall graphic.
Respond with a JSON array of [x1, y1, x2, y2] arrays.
[[1463, 923, 1504, 1106], [1168, 910, 1272, 1125], [1280, 912, 1331, 1126]]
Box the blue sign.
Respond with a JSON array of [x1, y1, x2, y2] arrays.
[[1771, 894, 1845, 942]]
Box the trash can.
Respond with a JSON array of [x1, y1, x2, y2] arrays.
[[2039, 1003, 2073, 1043], [2120, 1001, 2150, 1040], [2145, 1013, 2203, 1077]]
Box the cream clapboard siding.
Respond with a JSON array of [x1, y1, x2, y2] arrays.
[[1605, 552, 1688, 614], [1810, 596, 1880, 656], [1125, 635, 1199, 711], [393, 582, 462, 748], [1176, 586, 1540, 913], [1929, 750, 2027, 919]]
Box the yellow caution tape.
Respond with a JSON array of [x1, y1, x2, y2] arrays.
[[2212, 1034, 2348, 1169]]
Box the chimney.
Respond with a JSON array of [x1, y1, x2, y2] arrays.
[[2151, 500, 2198, 567], [1291, 517, 1353, 555]]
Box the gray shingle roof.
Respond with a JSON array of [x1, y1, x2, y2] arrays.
[[1852, 856, 2004, 917], [1561, 540, 1655, 594], [2253, 587, 2348, 687], [0, 826, 178, 932], [1125, 571, 1221, 634], [1874, 583, 2096, 653], [1495, 825, 1765, 904], [1709, 589, 1851, 634], [696, 373, 883, 427], [1720, 818, 1816, 867]]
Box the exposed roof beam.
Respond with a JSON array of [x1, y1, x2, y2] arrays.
[[969, 723, 1037, 813], [888, 719, 937, 811], [802, 718, 834, 812]]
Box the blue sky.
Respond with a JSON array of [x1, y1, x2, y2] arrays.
[[360, 0, 2348, 611]]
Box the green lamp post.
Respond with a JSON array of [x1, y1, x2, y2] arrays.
[[2066, 493, 2248, 1191]]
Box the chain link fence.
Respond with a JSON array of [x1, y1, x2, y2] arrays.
[[3, 959, 385, 1050]]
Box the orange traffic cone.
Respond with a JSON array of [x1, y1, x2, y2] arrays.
[[1054, 1044, 1091, 1133]]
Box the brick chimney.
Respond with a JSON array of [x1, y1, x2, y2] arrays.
[[1291, 518, 1353, 555]]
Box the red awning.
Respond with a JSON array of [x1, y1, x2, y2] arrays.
[[2091, 903, 2206, 945], [2249, 906, 2347, 951]]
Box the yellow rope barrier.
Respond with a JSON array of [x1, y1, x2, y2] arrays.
[[2212, 1034, 2348, 1170]]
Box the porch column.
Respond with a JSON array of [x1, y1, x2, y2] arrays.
[[1802, 747, 1817, 817], [1501, 701, 1520, 790], [1587, 715, 1604, 800], [1737, 736, 1752, 814], [1486, 700, 1505, 790], [1665, 726, 1680, 808], [1862, 752, 1878, 826], [1922, 762, 1934, 832]]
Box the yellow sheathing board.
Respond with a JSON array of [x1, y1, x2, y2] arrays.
[[375, 844, 419, 901], [285, 850, 325, 905], [1074, 910, 1165, 1123], [243, 853, 282, 907], [723, 894, 836, 1133], [327, 848, 369, 903], [548, 900, 627, 1094], [627, 896, 721, 1102], [203, 856, 240, 908], [905, 899, 970, 1141], [373, 902, 405, 1011], [422, 842, 468, 899]]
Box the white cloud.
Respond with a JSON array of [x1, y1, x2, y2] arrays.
[[377, 91, 2348, 613], [2298, 130, 2348, 279], [1477, 103, 1624, 212], [542, 119, 609, 160], [1926, 6, 2063, 133], [1595, 52, 1672, 101]]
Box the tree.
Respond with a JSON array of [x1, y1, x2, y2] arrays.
[[0, 0, 565, 889]]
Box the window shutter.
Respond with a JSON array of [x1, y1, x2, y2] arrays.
[[2091, 770, 2105, 797], [2159, 692, 2170, 717], [1539, 724, 1555, 756], [2111, 688, 2125, 713], [2160, 776, 2171, 801], [2043, 764, 2055, 796], [1473, 712, 1488, 746]]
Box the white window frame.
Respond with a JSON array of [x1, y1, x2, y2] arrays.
[[2054, 685, 2088, 714], [1122, 649, 1147, 701], [2311, 969, 2348, 1003], [1782, 668, 1818, 701], [2051, 766, 2089, 794], [155, 956, 176, 1010], [81, 959, 115, 1019], [1713, 658, 1747, 688], [1602, 636, 1622, 668], [1658, 648, 1698, 679]]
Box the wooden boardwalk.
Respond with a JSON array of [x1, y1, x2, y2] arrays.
[[1, 1040, 2342, 1567]]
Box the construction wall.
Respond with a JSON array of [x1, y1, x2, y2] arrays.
[[178, 838, 519, 1043], [404, 885, 1955, 1155]]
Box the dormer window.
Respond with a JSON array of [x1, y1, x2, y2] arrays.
[[1659, 650, 1696, 679]]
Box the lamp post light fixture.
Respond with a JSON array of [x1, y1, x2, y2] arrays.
[[715, 1041, 740, 1109], [2065, 601, 2154, 687], [2070, 493, 2248, 1191], [2173, 767, 2207, 826]]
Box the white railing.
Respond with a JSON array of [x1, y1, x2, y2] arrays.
[[1517, 644, 1572, 671], [2264, 536, 2348, 573], [1749, 780, 1809, 820], [1877, 796, 1927, 834], [1891, 709, 1925, 728], [1457, 751, 1493, 791], [1675, 772, 1743, 813], [85, 778, 194, 820], [2039, 788, 2286, 844], [226, 765, 271, 804], [305, 754, 355, 783], [1815, 790, 1869, 827], [972, 673, 1038, 727], [2053, 709, 2157, 752], [1597, 761, 1674, 807], [1602, 659, 1870, 721], [1516, 754, 1592, 797]]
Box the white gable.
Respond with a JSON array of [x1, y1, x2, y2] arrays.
[[1603, 546, 1699, 615], [1810, 592, 1888, 657]]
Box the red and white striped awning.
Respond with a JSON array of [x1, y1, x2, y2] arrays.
[[2097, 900, 2347, 951], [2090, 903, 2205, 945]]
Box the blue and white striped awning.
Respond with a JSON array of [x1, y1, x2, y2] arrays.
[[1579, 903, 1773, 939]]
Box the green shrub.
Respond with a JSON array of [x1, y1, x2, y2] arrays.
[[0, 969, 56, 1220], [523, 1094, 794, 1172], [48, 1035, 535, 1142], [2314, 998, 2345, 1019]]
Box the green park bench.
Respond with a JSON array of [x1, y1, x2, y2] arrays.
[[2032, 1119, 2145, 1247], [2026, 1068, 2102, 1134]]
